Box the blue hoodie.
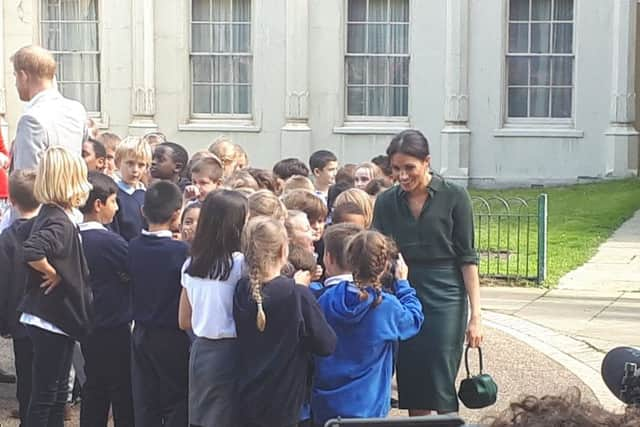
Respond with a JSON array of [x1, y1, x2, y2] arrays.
[[311, 279, 424, 424]]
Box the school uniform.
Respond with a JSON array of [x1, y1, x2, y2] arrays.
[[78, 222, 134, 427], [128, 230, 190, 427], [18, 204, 93, 427], [309, 273, 354, 298], [0, 217, 35, 426], [233, 275, 337, 427], [182, 252, 244, 427], [311, 280, 424, 425], [111, 179, 146, 241]]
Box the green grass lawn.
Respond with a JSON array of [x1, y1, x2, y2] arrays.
[[469, 178, 640, 287]]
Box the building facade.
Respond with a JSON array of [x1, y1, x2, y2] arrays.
[[0, 0, 638, 187]]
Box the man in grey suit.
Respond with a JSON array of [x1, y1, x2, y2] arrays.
[[10, 45, 87, 171]]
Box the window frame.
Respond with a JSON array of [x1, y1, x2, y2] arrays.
[[504, 0, 576, 127], [38, 0, 104, 120], [188, 0, 254, 120], [343, 0, 411, 123]]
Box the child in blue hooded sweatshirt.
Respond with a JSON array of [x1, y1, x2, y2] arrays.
[[311, 230, 424, 425]]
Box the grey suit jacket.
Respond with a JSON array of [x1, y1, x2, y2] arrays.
[[12, 89, 87, 171]]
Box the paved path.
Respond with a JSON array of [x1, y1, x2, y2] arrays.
[[481, 209, 640, 412], [558, 210, 640, 292]]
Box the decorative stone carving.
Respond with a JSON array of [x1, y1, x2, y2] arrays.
[[286, 91, 309, 122], [17, 0, 31, 24], [444, 94, 469, 124], [133, 87, 155, 117]]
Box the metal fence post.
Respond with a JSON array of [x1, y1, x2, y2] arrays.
[[537, 194, 548, 284]]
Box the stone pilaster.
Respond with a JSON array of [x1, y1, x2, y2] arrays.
[[128, 0, 158, 135], [440, 0, 471, 186], [280, 0, 311, 160], [605, 0, 638, 176]]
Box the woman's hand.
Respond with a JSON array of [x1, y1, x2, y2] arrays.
[[466, 315, 483, 348]]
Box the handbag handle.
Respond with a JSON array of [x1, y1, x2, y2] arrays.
[[464, 345, 484, 378]]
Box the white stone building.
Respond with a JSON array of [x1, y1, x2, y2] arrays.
[[0, 0, 638, 187]]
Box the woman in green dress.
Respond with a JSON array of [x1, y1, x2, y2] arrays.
[[372, 130, 483, 415]]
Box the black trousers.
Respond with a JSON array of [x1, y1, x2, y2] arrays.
[[131, 324, 189, 427], [80, 324, 134, 427], [25, 325, 75, 427], [13, 335, 34, 427]]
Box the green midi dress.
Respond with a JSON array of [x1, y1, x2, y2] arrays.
[[372, 174, 478, 412]]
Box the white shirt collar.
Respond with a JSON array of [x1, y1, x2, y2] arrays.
[[324, 273, 354, 288], [141, 229, 173, 238], [114, 176, 145, 195], [78, 221, 107, 232]]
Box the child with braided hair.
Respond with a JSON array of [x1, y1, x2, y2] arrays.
[[311, 230, 424, 426], [233, 216, 336, 427]]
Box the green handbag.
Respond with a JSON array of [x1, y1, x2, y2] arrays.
[[458, 345, 498, 409]]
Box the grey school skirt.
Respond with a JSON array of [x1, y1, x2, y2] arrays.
[[189, 337, 238, 427]]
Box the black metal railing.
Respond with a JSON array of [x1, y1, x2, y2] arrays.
[[472, 194, 548, 284]]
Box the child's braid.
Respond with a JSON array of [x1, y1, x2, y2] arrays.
[[348, 230, 390, 308], [249, 263, 267, 332], [241, 216, 289, 332]]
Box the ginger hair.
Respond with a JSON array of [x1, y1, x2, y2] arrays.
[[346, 230, 392, 307], [248, 190, 288, 221], [241, 216, 288, 332], [11, 45, 56, 80]]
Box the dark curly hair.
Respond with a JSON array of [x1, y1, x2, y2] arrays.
[[485, 388, 640, 427]]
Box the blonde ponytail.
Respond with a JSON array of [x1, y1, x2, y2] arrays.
[[242, 216, 289, 333]]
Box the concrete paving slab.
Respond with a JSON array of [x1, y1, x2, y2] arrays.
[[481, 287, 547, 314], [545, 289, 626, 300], [515, 295, 617, 335], [558, 277, 640, 292]]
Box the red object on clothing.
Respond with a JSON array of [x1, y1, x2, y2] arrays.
[[0, 131, 8, 199]]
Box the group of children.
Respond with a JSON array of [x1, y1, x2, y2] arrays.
[[0, 131, 424, 427]]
